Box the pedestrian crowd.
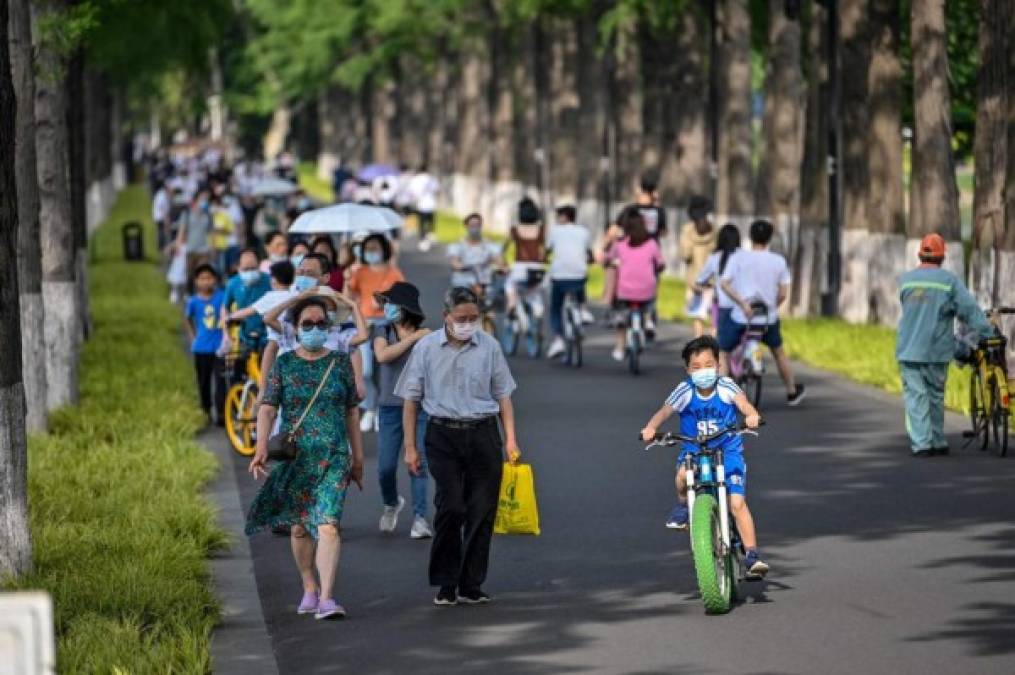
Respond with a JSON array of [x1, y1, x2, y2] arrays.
[[153, 147, 994, 622]]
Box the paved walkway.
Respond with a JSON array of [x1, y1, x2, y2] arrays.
[[221, 243, 1015, 674]]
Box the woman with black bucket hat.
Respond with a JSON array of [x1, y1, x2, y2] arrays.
[[372, 282, 435, 538]]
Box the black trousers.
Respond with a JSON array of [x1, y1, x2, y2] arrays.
[[194, 352, 226, 419], [425, 418, 504, 591]]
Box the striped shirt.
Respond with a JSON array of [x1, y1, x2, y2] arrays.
[[666, 377, 744, 455]]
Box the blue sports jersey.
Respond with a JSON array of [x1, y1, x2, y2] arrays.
[[665, 377, 744, 456]]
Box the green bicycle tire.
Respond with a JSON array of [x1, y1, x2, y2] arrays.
[[690, 494, 731, 614]]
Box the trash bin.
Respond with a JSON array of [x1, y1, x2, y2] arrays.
[[122, 222, 144, 261]]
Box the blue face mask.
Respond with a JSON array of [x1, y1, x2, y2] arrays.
[[291, 254, 305, 268], [383, 303, 402, 323], [690, 367, 718, 391], [292, 275, 316, 292], [364, 251, 383, 266], [239, 269, 260, 286], [297, 326, 328, 351]]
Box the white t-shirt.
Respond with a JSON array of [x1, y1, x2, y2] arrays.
[[547, 225, 590, 280], [152, 188, 170, 223], [448, 239, 502, 287], [409, 173, 438, 212], [720, 248, 790, 324], [696, 250, 741, 309]]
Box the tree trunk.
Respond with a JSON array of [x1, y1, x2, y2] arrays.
[[9, 0, 46, 431], [794, 0, 830, 317], [33, 0, 79, 409], [486, 11, 520, 233], [262, 102, 291, 161], [1002, 0, 1015, 350], [837, 0, 871, 322], [549, 17, 579, 200], [453, 46, 487, 215], [665, 8, 709, 207], [0, 0, 33, 579], [970, 0, 1010, 307], [909, 0, 963, 277], [612, 18, 642, 201], [575, 13, 606, 224], [716, 0, 752, 218], [316, 88, 340, 183], [66, 52, 89, 341], [756, 0, 803, 261], [866, 0, 906, 324]]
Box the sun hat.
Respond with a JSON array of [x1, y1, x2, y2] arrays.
[[375, 281, 424, 320]]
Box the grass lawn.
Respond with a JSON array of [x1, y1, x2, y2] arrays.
[[5, 185, 225, 672]]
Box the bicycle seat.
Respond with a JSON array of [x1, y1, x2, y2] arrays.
[[524, 268, 547, 286]]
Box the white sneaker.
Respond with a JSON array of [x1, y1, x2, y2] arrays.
[[410, 516, 434, 539], [379, 495, 405, 533], [580, 308, 595, 325], [612, 348, 625, 362], [418, 239, 432, 252], [546, 337, 566, 359], [360, 410, 376, 433]]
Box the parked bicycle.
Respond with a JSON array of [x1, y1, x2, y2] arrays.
[[223, 322, 262, 457], [501, 267, 546, 358], [643, 422, 763, 614], [728, 301, 769, 408], [962, 307, 1014, 457]]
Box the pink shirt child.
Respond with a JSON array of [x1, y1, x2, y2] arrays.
[[607, 238, 664, 302]]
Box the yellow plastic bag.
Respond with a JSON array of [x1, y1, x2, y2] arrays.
[[494, 462, 541, 535]]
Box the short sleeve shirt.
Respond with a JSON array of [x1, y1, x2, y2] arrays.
[[185, 291, 224, 354], [721, 249, 790, 324], [448, 239, 502, 288], [666, 377, 744, 455]]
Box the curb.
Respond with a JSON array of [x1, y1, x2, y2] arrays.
[[204, 428, 279, 675]]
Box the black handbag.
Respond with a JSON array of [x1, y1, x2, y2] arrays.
[[266, 357, 337, 462]]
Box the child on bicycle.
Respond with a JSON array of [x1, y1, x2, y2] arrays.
[[640, 335, 769, 578]]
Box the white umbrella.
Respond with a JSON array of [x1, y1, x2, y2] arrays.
[[288, 203, 403, 234], [250, 177, 299, 197]]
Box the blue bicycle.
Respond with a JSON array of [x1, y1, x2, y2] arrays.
[[643, 422, 762, 614]]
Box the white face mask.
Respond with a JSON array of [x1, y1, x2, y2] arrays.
[[449, 320, 479, 341]]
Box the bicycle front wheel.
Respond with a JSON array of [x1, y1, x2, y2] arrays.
[[988, 375, 1008, 457], [628, 333, 641, 375], [225, 384, 257, 456], [690, 494, 732, 614], [970, 369, 990, 451]]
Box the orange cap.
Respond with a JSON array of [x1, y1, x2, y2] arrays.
[[919, 233, 946, 260]]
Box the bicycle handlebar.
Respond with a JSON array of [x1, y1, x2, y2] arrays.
[[639, 421, 765, 451], [989, 307, 1015, 315]]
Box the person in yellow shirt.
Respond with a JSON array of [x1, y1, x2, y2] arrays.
[[679, 196, 717, 337]]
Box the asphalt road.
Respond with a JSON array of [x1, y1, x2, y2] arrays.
[[230, 242, 1015, 675]]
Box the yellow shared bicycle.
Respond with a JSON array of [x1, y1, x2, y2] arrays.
[[963, 307, 1014, 457], [223, 321, 262, 457]]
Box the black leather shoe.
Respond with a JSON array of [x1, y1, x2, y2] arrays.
[[931, 446, 950, 456], [912, 448, 934, 458]]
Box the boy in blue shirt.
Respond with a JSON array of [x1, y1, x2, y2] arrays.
[[641, 336, 769, 577], [221, 248, 271, 351], [184, 264, 226, 425]]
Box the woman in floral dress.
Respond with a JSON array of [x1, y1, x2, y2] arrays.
[[247, 295, 364, 620]]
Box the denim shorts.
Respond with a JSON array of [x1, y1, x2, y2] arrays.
[[717, 312, 783, 352]]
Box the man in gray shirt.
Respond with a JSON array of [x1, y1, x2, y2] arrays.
[[396, 286, 521, 606]]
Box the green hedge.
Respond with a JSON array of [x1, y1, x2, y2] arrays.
[[6, 186, 225, 672]]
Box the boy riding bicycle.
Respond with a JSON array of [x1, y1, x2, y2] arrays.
[[640, 336, 769, 578]]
